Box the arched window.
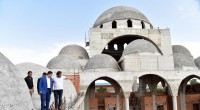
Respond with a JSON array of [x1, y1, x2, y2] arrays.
[[124, 43, 128, 49], [114, 44, 118, 50], [112, 21, 117, 28], [141, 21, 145, 29], [127, 19, 132, 27], [100, 24, 103, 28], [105, 45, 108, 50]]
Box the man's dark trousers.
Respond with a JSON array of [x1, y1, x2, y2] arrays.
[[54, 90, 63, 108], [41, 88, 51, 110]]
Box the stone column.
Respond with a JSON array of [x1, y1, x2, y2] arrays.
[[118, 44, 124, 51], [124, 92, 130, 110], [139, 78, 146, 96], [125, 97, 130, 110], [180, 90, 186, 110], [152, 94, 156, 110], [116, 95, 120, 110], [84, 94, 89, 110], [180, 80, 187, 110], [172, 96, 178, 110], [108, 44, 114, 50]]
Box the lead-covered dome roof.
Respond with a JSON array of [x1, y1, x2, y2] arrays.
[[93, 6, 151, 27]]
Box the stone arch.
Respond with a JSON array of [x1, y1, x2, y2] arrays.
[[137, 74, 173, 96], [84, 76, 126, 110], [102, 35, 163, 61], [178, 74, 200, 110], [84, 75, 126, 94], [130, 74, 174, 110]]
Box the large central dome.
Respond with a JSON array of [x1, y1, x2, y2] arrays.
[[93, 6, 151, 27]]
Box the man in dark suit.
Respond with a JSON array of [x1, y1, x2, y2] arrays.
[[39, 71, 53, 110]]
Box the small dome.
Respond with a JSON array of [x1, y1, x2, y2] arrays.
[[47, 55, 82, 70], [59, 44, 89, 59], [84, 54, 120, 72], [16, 62, 49, 109], [195, 56, 200, 69], [16, 62, 49, 78], [0, 52, 34, 110], [123, 39, 159, 55], [93, 6, 151, 27], [172, 45, 192, 57], [173, 53, 196, 68]]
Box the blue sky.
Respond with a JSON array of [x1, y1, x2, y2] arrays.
[[0, 0, 200, 66]]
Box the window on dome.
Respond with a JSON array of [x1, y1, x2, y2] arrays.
[[127, 19, 132, 27], [112, 21, 117, 28], [141, 21, 145, 29]]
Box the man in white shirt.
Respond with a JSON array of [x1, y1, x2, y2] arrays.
[[52, 71, 68, 110]]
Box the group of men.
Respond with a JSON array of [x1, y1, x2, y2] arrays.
[[24, 71, 69, 110]]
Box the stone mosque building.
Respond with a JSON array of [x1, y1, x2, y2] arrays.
[[1, 6, 200, 110]]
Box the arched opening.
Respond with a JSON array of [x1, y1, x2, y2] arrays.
[[130, 74, 173, 110], [124, 43, 127, 49], [100, 24, 103, 28], [102, 35, 163, 61], [114, 44, 118, 50], [141, 21, 145, 29], [178, 75, 200, 110], [84, 77, 125, 110], [112, 21, 117, 28], [105, 45, 108, 50], [127, 19, 132, 28]]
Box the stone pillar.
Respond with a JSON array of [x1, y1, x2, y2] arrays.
[[116, 95, 120, 110], [84, 94, 89, 110], [124, 92, 130, 110], [180, 92, 186, 110], [152, 94, 156, 110], [118, 44, 124, 51], [89, 82, 95, 98], [125, 97, 130, 110], [172, 96, 178, 110], [108, 44, 114, 50], [139, 78, 146, 96]]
